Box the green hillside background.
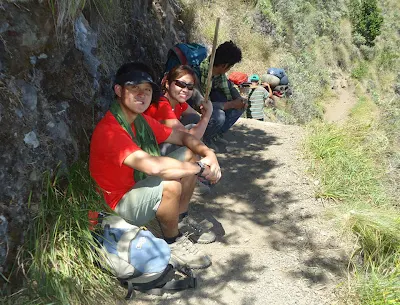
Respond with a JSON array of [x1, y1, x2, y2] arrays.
[[2, 0, 399, 304]]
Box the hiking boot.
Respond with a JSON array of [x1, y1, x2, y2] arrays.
[[169, 234, 212, 269], [178, 215, 216, 244], [214, 133, 229, 145]]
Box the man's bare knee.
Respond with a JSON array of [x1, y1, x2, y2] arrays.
[[162, 180, 182, 198]]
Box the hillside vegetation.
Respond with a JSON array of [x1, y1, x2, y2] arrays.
[[181, 0, 400, 303], [2, 0, 398, 304]]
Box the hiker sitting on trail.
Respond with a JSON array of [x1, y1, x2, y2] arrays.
[[188, 40, 245, 150], [144, 65, 213, 155], [89, 62, 221, 270], [246, 74, 271, 121]]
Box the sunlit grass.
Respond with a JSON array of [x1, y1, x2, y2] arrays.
[[305, 92, 400, 304], [307, 129, 383, 204], [355, 253, 400, 304]]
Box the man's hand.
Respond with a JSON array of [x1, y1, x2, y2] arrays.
[[198, 151, 221, 184], [200, 98, 213, 118], [242, 97, 248, 109]]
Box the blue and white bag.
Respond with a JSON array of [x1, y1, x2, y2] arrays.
[[267, 67, 286, 79], [95, 215, 196, 299]]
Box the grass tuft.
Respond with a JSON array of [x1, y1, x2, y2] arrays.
[[305, 121, 386, 203], [3, 162, 121, 305]]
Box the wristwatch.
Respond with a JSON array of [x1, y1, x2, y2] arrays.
[[195, 161, 206, 177]]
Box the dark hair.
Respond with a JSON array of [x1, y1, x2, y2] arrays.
[[114, 62, 160, 102], [164, 65, 196, 90], [214, 41, 242, 67]]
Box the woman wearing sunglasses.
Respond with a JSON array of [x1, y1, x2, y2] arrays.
[[144, 65, 213, 152]]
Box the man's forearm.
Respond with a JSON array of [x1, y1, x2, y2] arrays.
[[223, 101, 233, 110], [224, 98, 244, 110], [124, 149, 201, 180], [150, 156, 200, 179], [157, 159, 200, 179]]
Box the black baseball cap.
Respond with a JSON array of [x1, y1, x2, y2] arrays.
[[114, 63, 161, 102]]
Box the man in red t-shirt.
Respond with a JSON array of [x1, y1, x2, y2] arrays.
[[89, 62, 221, 270]]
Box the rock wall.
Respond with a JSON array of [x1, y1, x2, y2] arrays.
[[0, 0, 187, 274]]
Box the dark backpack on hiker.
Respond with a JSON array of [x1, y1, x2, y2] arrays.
[[94, 215, 197, 299], [164, 43, 207, 79]]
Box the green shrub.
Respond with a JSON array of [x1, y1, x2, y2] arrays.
[[350, 0, 384, 47], [359, 44, 376, 61], [352, 32, 367, 47], [351, 62, 369, 80], [335, 43, 351, 71], [378, 46, 400, 71]]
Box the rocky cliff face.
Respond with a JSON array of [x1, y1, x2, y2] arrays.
[[0, 0, 186, 274]]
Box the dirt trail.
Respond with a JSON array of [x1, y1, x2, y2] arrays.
[[129, 119, 349, 305], [324, 78, 358, 124]]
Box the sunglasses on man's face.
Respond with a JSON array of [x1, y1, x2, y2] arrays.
[[174, 80, 194, 90]]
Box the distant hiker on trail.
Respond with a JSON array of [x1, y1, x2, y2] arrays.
[[144, 65, 213, 155], [89, 62, 221, 270], [246, 74, 268, 120], [246, 74, 271, 121], [188, 40, 245, 151]]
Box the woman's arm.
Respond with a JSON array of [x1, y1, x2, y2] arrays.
[[181, 100, 212, 140], [160, 118, 187, 132]]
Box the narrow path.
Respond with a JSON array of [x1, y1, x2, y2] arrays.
[[130, 118, 348, 305], [324, 78, 358, 124]]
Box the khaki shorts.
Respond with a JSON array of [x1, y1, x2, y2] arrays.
[[115, 146, 187, 226]]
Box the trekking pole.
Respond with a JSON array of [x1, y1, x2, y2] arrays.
[[203, 18, 220, 104]]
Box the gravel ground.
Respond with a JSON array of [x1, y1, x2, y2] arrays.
[[127, 118, 349, 305]]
